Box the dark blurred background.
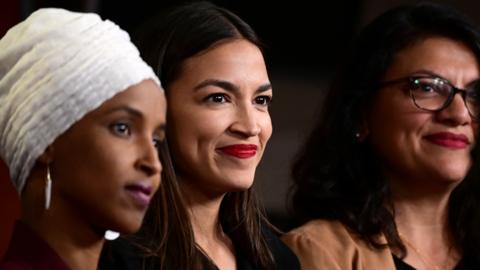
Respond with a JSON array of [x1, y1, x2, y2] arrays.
[[2, 1, 480, 255]]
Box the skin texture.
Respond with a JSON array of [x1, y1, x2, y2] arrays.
[[166, 39, 272, 270], [367, 37, 479, 269], [21, 79, 167, 269], [167, 39, 273, 198], [368, 37, 478, 189]]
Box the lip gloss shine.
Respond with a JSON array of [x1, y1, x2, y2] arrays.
[[218, 144, 257, 159]]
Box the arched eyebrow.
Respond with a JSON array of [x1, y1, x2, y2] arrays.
[[411, 69, 480, 87], [409, 69, 445, 80], [105, 106, 143, 118], [466, 79, 480, 90], [194, 79, 272, 94], [256, 83, 272, 93], [155, 123, 167, 134]]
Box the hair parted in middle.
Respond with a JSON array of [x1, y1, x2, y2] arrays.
[[291, 2, 480, 261], [134, 2, 275, 269]]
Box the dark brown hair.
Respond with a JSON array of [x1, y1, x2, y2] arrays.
[[291, 1, 480, 262], [134, 2, 275, 269]]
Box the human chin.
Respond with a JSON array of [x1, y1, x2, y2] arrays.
[[106, 206, 147, 234], [99, 191, 149, 232], [219, 168, 257, 191], [429, 156, 471, 183]]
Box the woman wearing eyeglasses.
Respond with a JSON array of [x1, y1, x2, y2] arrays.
[[283, 2, 480, 270]]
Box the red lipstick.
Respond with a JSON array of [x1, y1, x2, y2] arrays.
[[218, 144, 258, 159], [125, 183, 153, 208], [424, 132, 470, 149]]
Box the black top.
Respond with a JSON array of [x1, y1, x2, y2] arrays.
[[392, 256, 416, 270], [393, 254, 479, 270], [100, 226, 300, 270]]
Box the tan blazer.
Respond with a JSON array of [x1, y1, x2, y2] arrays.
[[282, 219, 397, 270]]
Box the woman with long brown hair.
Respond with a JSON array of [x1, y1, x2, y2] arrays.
[[101, 2, 299, 270], [283, 2, 480, 269]]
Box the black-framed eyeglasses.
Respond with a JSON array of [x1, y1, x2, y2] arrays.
[[377, 75, 480, 120]]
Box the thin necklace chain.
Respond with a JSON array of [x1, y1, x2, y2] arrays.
[[399, 233, 452, 270]]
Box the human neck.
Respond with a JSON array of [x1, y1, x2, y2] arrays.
[[21, 190, 104, 270], [389, 175, 460, 269], [179, 178, 236, 269], [393, 190, 450, 229], [388, 168, 461, 222], [180, 179, 226, 245]]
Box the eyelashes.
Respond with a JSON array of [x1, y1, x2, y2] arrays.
[[110, 122, 131, 137], [205, 93, 229, 103], [109, 121, 165, 151], [203, 93, 273, 107], [254, 95, 272, 106]]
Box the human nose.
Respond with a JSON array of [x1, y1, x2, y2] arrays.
[[229, 104, 261, 137], [436, 91, 472, 126], [135, 137, 162, 176]]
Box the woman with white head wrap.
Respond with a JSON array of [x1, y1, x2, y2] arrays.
[[0, 8, 166, 269]]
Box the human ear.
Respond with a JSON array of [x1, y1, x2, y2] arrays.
[[37, 145, 54, 164], [354, 110, 370, 142]]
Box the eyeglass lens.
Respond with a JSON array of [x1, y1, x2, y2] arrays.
[[410, 77, 480, 118]]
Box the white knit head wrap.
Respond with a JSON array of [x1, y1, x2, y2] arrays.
[[0, 8, 161, 194]]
